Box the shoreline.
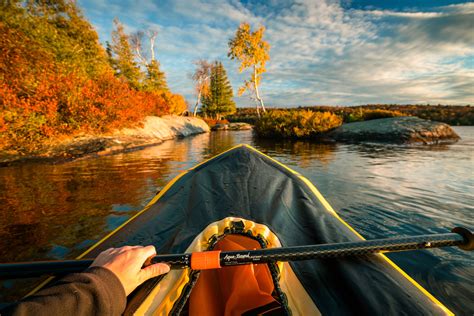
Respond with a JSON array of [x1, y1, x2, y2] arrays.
[[0, 116, 210, 167]]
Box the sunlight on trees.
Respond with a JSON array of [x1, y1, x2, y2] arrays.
[[108, 18, 142, 89], [191, 60, 212, 116], [0, 1, 185, 152], [130, 29, 169, 92], [201, 61, 236, 120], [228, 23, 270, 117]]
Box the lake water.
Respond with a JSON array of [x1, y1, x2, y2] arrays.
[[0, 127, 472, 314]]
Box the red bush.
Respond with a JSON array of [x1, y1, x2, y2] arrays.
[[0, 22, 174, 152]]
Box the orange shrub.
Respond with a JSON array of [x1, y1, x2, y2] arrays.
[[162, 92, 187, 115], [0, 21, 178, 152], [202, 118, 229, 127]]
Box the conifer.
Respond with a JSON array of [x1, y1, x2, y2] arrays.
[[109, 18, 142, 89], [201, 61, 236, 119], [144, 60, 168, 92]]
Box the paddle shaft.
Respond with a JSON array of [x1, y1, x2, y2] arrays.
[[1, 227, 471, 279], [153, 230, 470, 269]]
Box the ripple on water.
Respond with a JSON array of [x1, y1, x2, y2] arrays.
[[0, 128, 472, 313]]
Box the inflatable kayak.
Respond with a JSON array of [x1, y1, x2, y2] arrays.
[[29, 144, 452, 315]]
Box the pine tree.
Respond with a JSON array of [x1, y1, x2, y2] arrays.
[[201, 61, 236, 119], [144, 60, 168, 92], [109, 18, 142, 89]]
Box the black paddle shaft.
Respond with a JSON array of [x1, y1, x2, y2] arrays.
[[149, 228, 471, 268], [0, 227, 471, 279], [216, 231, 468, 266]]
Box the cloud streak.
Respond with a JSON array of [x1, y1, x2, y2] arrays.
[[78, 0, 474, 106]]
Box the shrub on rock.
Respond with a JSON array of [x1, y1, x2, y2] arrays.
[[255, 110, 342, 138]]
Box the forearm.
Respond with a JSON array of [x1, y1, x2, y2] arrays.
[[1, 267, 126, 316]]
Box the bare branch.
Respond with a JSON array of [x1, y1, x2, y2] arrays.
[[191, 59, 212, 116], [147, 29, 158, 61], [130, 31, 147, 65]]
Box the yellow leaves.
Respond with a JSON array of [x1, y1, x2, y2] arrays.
[[228, 22, 270, 72], [228, 22, 270, 96], [254, 110, 343, 138], [237, 81, 254, 96]]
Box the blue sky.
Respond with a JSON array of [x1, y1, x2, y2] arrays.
[[77, 0, 474, 107]]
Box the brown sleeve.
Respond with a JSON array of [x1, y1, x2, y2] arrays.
[[1, 267, 127, 316]]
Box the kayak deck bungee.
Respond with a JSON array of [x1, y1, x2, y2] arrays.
[[27, 144, 453, 315]]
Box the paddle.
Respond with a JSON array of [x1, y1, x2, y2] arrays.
[[1, 227, 471, 279]]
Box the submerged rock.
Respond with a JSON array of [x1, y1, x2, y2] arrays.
[[327, 116, 460, 144]]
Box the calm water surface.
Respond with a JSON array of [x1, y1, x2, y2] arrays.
[[0, 127, 472, 313]]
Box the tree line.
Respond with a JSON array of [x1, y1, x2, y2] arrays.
[[0, 0, 188, 152], [228, 105, 474, 126], [0, 0, 272, 151], [191, 22, 271, 120]]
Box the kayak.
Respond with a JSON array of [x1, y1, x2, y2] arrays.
[[29, 144, 452, 315]]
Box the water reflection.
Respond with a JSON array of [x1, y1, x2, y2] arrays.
[[0, 144, 211, 265], [0, 127, 472, 313], [254, 137, 337, 167]]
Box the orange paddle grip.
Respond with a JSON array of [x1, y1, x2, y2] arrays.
[[190, 250, 221, 270]]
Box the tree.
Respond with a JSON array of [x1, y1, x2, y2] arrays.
[[191, 59, 212, 116], [201, 61, 236, 119], [228, 22, 270, 117], [130, 29, 168, 92], [109, 18, 142, 89]]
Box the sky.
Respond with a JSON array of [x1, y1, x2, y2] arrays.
[[77, 0, 474, 107]]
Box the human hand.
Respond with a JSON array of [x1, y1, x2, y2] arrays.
[[91, 245, 170, 296]]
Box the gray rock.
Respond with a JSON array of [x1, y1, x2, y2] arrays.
[[211, 122, 253, 131], [327, 116, 460, 144], [227, 122, 252, 130], [211, 123, 228, 131]]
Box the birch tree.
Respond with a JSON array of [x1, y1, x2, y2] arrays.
[[130, 29, 168, 92], [191, 60, 212, 116], [228, 23, 270, 117]]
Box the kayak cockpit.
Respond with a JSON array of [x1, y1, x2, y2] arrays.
[[133, 217, 319, 315]]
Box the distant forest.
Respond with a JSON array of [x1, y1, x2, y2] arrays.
[[228, 105, 474, 126]]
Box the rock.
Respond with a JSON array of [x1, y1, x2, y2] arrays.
[[118, 115, 210, 139], [0, 116, 209, 166], [327, 116, 460, 144], [228, 122, 252, 131], [211, 124, 228, 131], [211, 122, 253, 131]]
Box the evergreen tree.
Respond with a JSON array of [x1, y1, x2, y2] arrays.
[[144, 60, 168, 92], [201, 61, 236, 119], [109, 18, 142, 89]]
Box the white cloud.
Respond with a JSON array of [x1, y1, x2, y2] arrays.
[[79, 0, 474, 106]]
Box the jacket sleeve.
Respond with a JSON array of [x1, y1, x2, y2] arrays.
[[1, 266, 127, 316]]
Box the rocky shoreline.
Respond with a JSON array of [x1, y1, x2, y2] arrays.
[[0, 116, 461, 166], [327, 116, 460, 144], [0, 116, 209, 166]]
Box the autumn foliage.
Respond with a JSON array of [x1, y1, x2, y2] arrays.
[[255, 110, 342, 138], [0, 1, 185, 153]]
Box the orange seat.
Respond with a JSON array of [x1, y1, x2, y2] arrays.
[[189, 235, 278, 316]]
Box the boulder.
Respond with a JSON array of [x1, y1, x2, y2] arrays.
[[327, 116, 460, 144], [228, 122, 252, 130], [119, 115, 210, 139], [211, 122, 253, 131]]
